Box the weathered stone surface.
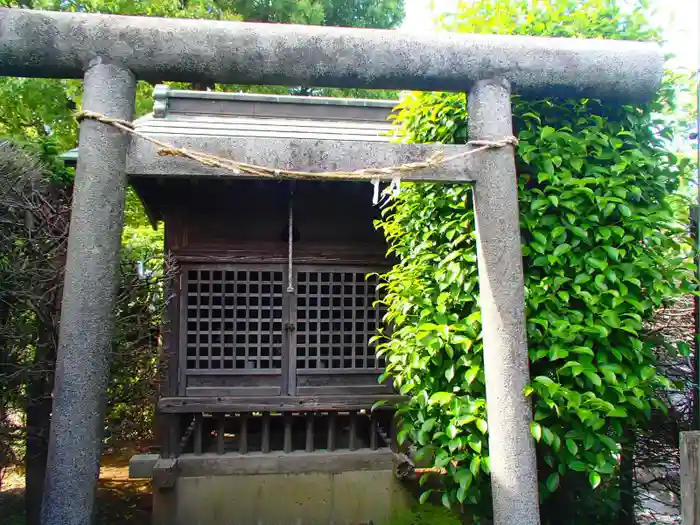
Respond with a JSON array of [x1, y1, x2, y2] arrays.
[[127, 135, 478, 182], [0, 9, 662, 100], [152, 458, 179, 489], [681, 431, 700, 525], [130, 450, 396, 478], [469, 78, 540, 525], [40, 59, 136, 525]]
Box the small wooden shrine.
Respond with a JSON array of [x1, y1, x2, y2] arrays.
[[66, 86, 410, 523]]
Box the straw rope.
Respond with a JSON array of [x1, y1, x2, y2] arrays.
[[75, 110, 518, 181]]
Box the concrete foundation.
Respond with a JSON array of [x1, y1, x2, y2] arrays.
[[152, 470, 411, 525], [131, 451, 413, 525]]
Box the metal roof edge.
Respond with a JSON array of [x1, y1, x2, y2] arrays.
[[153, 84, 399, 114]]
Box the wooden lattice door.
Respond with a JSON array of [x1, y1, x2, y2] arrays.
[[291, 266, 388, 395], [180, 263, 388, 397]]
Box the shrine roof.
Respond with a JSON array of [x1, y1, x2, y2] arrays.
[[61, 86, 399, 167]]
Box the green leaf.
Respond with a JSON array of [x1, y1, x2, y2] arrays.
[[534, 376, 556, 388], [543, 427, 554, 445], [601, 310, 621, 328], [442, 492, 451, 509], [569, 460, 587, 472], [541, 126, 556, 140], [531, 422, 542, 442], [467, 434, 482, 453], [543, 159, 555, 175], [481, 456, 491, 474], [597, 462, 615, 475], [456, 469, 473, 490], [575, 274, 592, 284], [570, 226, 588, 239], [583, 371, 602, 387], [553, 243, 571, 257], [456, 486, 467, 503], [421, 418, 437, 433], [447, 424, 459, 439], [602, 246, 620, 261], [679, 341, 691, 356], [470, 456, 481, 477], [419, 489, 433, 504], [531, 199, 549, 212], [641, 366, 655, 381], [476, 419, 488, 434], [600, 435, 618, 451], [566, 439, 578, 456], [445, 365, 455, 382], [608, 407, 627, 418], [546, 472, 560, 492], [587, 258, 608, 270], [589, 472, 601, 489], [429, 392, 454, 405], [465, 366, 480, 385]]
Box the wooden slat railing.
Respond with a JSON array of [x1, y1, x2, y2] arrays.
[[169, 407, 397, 458]]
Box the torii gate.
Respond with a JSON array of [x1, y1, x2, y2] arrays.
[[0, 8, 663, 525]]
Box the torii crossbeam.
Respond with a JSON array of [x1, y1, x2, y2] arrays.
[[0, 8, 663, 525]]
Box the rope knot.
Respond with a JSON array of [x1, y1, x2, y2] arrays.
[[75, 110, 135, 130]]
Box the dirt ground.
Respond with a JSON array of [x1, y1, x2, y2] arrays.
[[0, 448, 152, 525]]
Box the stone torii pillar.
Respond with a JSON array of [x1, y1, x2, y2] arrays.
[[469, 78, 538, 523], [40, 60, 136, 524], [0, 9, 663, 525]]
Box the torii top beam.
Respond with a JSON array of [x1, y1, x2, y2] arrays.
[[0, 8, 663, 101]]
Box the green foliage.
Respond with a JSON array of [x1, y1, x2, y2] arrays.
[[374, 0, 695, 522], [222, 0, 404, 27], [107, 229, 167, 443], [0, 0, 404, 145], [387, 503, 462, 525]]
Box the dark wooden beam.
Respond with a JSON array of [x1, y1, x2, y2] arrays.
[[158, 395, 405, 413]]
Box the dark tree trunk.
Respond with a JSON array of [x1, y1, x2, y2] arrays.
[[24, 267, 62, 525], [24, 316, 57, 525], [25, 380, 52, 525], [0, 301, 10, 416], [618, 429, 636, 525], [0, 299, 13, 486]]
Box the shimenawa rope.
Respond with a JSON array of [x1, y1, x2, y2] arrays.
[[75, 110, 518, 181]]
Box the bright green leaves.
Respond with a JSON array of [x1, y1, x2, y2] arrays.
[[374, 2, 694, 516]]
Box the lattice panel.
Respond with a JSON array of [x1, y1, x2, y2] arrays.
[[295, 270, 385, 370], [185, 268, 285, 371]]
